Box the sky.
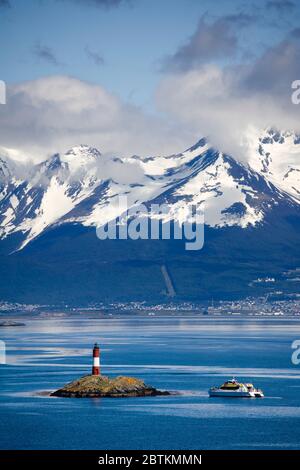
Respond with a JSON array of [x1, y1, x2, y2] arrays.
[[0, 0, 300, 162]]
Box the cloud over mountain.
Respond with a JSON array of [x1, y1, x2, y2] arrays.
[[157, 26, 300, 161], [0, 76, 191, 162]]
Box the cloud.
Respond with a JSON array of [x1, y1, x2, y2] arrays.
[[85, 46, 105, 66], [157, 28, 300, 161], [0, 0, 10, 7], [92, 154, 146, 185], [33, 42, 61, 66], [0, 76, 192, 163], [266, 0, 295, 13], [163, 14, 255, 72], [242, 29, 300, 94], [60, 0, 131, 8]]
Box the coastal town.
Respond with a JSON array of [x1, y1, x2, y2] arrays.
[[1, 266, 299, 318], [0, 297, 299, 318]]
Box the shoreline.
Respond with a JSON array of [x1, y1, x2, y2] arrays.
[[1, 312, 300, 321]]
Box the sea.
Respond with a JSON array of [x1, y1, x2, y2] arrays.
[[1, 316, 300, 450]]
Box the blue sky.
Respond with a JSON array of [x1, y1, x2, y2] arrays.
[[0, 0, 300, 160]]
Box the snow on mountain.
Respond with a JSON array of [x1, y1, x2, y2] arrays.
[[140, 145, 289, 229], [0, 158, 11, 206], [75, 139, 211, 228], [163, 154, 264, 228], [248, 128, 300, 201], [0, 132, 299, 251], [0, 145, 102, 248], [61, 144, 101, 173], [0, 157, 11, 183]]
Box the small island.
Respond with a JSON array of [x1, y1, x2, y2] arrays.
[[51, 343, 171, 398], [0, 320, 25, 327], [51, 374, 170, 398]]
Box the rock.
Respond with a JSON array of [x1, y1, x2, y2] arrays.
[[0, 321, 25, 327], [51, 375, 171, 398]]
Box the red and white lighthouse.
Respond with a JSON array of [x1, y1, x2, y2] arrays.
[[92, 343, 100, 376]]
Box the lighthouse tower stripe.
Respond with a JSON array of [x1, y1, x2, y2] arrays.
[[93, 347, 99, 357], [93, 356, 100, 367], [92, 344, 100, 375]]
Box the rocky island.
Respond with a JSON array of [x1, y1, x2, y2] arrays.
[[51, 343, 171, 398], [0, 320, 25, 327], [51, 374, 170, 398]]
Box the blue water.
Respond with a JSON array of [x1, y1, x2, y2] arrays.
[[1, 316, 300, 450]]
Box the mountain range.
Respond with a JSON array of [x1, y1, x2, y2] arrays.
[[0, 128, 299, 305]]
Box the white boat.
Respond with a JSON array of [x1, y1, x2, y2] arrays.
[[209, 378, 264, 398]]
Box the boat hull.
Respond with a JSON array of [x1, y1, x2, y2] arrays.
[[209, 389, 255, 398]]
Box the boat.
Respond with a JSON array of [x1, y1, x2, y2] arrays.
[[245, 382, 264, 398], [209, 378, 264, 398]]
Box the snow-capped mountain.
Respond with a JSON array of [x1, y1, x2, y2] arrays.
[[248, 128, 300, 201], [0, 131, 299, 304], [0, 131, 299, 251], [0, 145, 101, 248]]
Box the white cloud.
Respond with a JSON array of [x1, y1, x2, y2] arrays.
[[156, 38, 300, 162], [0, 75, 192, 163]]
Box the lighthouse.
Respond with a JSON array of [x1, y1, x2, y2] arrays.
[[92, 343, 100, 376]]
